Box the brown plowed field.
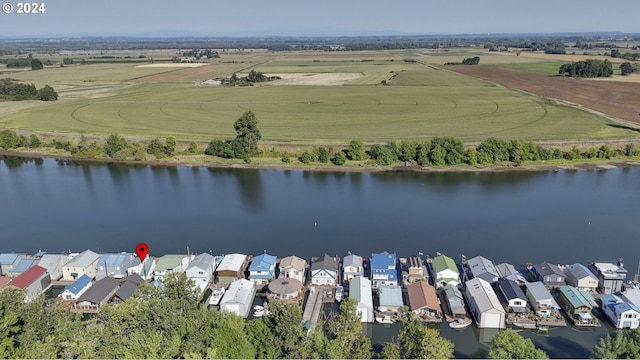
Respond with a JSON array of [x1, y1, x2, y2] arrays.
[[446, 65, 640, 124]]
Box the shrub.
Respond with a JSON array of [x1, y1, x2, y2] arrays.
[[187, 142, 198, 154], [331, 151, 347, 165]]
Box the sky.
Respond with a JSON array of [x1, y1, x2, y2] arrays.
[[1, 0, 639, 38]]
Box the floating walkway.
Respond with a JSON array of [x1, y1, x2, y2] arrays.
[[302, 286, 323, 333]]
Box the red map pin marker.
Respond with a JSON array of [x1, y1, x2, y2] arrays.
[[135, 243, 149, 262]]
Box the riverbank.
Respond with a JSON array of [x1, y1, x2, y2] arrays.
[[2, 147, 640, 173]]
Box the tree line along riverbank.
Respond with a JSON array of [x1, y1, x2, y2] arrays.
[[1, 128, 640, 172]]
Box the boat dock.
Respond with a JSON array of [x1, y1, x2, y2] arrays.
[[302, 286, 324, 333]]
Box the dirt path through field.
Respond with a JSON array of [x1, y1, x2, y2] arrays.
[[446, 65, 640, 125]]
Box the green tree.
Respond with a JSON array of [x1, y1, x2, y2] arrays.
[[246, 319, 278, 359], [369, 144, 397, 166], [104, 133, 127, 157], [233, 111, 262, 158], [326, 299, 373, 359], [281, 152, 291, 163], [165, 136, 177, 156], [0, 130, 20, 150], [348, 139, 365, 160], [317, 146, 330, 163], [429, 145, 447, 166], [299, 150, 317, 164], [592, 331, 630, 359], [399, 141, 419, 162], [187, 141, 198, 154], [380, 342, 401, 359], [262, 301, 309, 358], [466, 146, 478, 165], [210, 314, 256, 359], [488, 330, 548, 359], [398, 316, 454, 359], [28, 134, 41, 148], [332, 151, 347, 166], [147, 138, 166, 158], [37, 85, 58, 101], [30, 59, 43, 70], [620, 62, 634, 76]]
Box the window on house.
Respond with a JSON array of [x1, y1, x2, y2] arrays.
[[514, 301, 522, 306]]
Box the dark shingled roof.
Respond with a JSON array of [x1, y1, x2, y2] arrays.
[[497, 278, 526, 301], [76, 277, 119, 305], [113, 280, 140, 302]]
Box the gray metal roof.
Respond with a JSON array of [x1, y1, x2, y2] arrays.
[[310, 254, 339, 272], [37, 254, 64, 274], [468, 256, 500, 283], [186, 253, 216, 272], [565, 263, 598, 281], [465, 277, 505, 314], [343, 254, 363, 268], [65, 250, 100, 268]]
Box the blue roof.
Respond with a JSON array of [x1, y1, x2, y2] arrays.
[[13, 259, 37, 273], [601, 294, 640, 315], [64, 274, 92, 295], [0, 253, 20, 265], [370, 252, 397, 281], [249, 253, 277, 278]]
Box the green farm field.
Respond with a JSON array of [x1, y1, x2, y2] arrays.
[[1, 52, 638, 143]]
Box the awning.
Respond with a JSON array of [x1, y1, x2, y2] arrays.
[[579, 312, 593, 321]]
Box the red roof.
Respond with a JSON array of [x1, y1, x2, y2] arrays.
[[11, 265, 47, 289], [0, 276, 12, 287]]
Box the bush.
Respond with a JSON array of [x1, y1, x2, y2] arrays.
[[0, 130, 20, 149], [52, 139, 72, 151], [347, 139, 365, 160], [187, 142, 198, 154], [71, 143, 104, 158], [316, 146, 330, 163], [299, 150, 316, 164], [147, 138, 166, 158], [104, 133, 127, 157], [37, 85, 58, 101], [331, 151, 347, 165], [281, 152, 291, 163], [29, 134, 41, 148]]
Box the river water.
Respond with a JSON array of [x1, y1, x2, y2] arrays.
[[1, 156, 639, 357]]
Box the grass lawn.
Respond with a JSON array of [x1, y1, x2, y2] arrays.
[[1, 53, 638, 143]]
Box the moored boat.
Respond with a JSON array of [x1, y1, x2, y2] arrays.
[[335, 285, 344, 302], [376, 315, 395, 324], [209, 287, 225, 306], [449, 318, 472, 329]]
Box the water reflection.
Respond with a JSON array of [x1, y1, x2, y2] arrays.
[[209, 168, 265, 213]]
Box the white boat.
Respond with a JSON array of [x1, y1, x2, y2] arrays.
[[376, 315, 395, 324], [335, 285, 344, 302], [208, 287, 225, 306], [253, 309, 265, 317], [253, 305, 264, 311], [448, 318, 472, 329]]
